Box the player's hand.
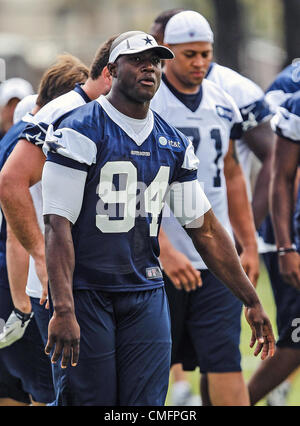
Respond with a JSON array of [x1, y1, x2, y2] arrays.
[[45, 311, 80, 369], [159, 249, 202, 292], [244, 305, 275, 360], [39, 283, 49, 310], [239, 245, 260, 288], [34, 254, 49, 309], [278, 251, 300, 290]]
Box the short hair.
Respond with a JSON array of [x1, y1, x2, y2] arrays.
[[89, 35, 118, 80], [36, 54, 89, 108], [150, 8, 185, 42]]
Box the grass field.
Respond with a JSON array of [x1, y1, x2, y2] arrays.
[[166, 259, 300, 406]]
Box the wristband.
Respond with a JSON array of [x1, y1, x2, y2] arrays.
[[13, 308, 34, 326], [277, 247, 296, 256]]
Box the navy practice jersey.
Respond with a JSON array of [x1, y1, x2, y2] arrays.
[[43, 96, 209, 292], [19, 84, 91, 148], [265, 61, 300, 113], [0, 118, 30, 288], [259, 62, 300, 248], [271, 91, 300, 251]]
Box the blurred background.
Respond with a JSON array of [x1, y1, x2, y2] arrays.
[[0, 0, 299, 91]]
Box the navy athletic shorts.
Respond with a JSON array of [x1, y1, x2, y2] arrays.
[[49, 287, 171, 406], [263, 252, 300, 349], [0, 358, 30, 404], [0, 286, 55, 403], [164, 270, 242, 373], [30, 296, 50, 346]]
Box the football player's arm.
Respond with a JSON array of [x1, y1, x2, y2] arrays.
[[224, 139, 259, 287], [270, 135, 300, 289], [158, 226, 202, 291], [242, 120, 274, 229], [43, 160, 87, 368], [6, 224, 31, 314], [0, 139, 47, 289], [185, 210, 275, 360], [169, 180, 275, 359]]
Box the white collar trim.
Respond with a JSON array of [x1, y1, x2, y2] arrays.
[[97, 95, 154, 146]]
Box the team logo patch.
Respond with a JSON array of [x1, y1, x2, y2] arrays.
[[216, 105, 234, 122], [157, 134, 182, 151], [146, 267, 163, 280], [45, 125, 65, 153]]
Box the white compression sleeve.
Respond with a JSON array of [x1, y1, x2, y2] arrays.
[[42, 161, 87, 224], [166, 180, 211, 227]]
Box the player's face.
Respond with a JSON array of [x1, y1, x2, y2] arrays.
[[165, 42, 213, 91], [115, 51, 162, 103]]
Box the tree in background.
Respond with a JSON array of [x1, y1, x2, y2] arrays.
[[282, 0, 300, 65], [212, 0, 244, 72]]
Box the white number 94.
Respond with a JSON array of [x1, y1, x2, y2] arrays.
[[96, 161, 170, 236]]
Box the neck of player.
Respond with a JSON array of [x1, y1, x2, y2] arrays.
[[163, 67, 202, 95], [106, 90, 150, 119]]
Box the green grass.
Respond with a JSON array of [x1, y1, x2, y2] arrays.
[[166, 259, 300, 406], [241, 260, 300, 406]]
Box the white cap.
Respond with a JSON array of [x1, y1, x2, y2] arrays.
[[109, 31, 174, 63], [0, 78, 34, 107], [13, 94, 38, 124], [164, 11, 214, 44]]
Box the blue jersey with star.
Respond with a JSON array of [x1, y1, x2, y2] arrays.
[[265, 62, 300, 112], [272, 91, 300, 252], [260, 62, 300, 246], [19, 84, 90, 148], [0, 119, 29, 288], [45, 97, 198, 292]]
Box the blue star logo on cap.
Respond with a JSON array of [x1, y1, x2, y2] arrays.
[[144, 36, 153, 45], [189, 31, 195, 37]]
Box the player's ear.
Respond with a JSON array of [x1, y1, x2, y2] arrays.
[[101, 65, 112, 83], [107, 62, 117, 78]]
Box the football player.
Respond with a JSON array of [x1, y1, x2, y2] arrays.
[[151, 10, 262, 406], [0, 78, 33, 140], [150, 8, 275, 406], [0, 54, 88, 406], [41, 31, 274, 406], [249, 86, 300, 406], [0, 36, 115, 318]]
